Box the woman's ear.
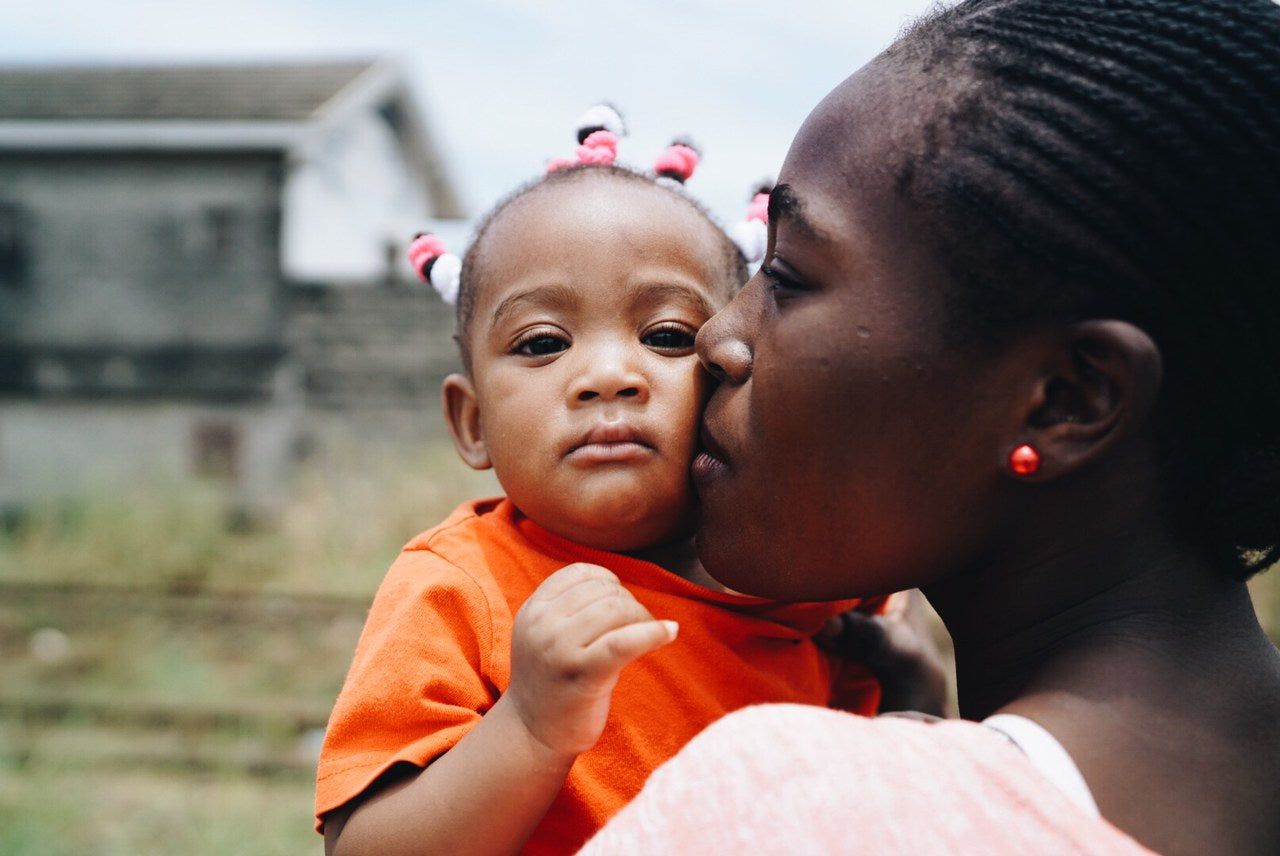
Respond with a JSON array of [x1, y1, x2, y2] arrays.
[[442, 373, 492, 471], [1011, 319, 1162, 480]]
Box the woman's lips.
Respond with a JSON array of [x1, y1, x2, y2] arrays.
[[691, 429, 729, 482]]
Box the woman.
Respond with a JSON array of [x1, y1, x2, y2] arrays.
[[581, 1, 1280, 853]]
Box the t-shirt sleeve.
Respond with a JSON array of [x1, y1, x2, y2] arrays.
[[314, 546, 508, 827]]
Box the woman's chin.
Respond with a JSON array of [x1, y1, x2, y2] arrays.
[[694, 527, 775, 598]]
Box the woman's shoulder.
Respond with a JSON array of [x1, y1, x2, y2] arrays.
[[580, 704, 1157, 854], [679, 703, 1018, 789]]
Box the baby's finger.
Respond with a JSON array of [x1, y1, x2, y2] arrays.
[[518, 565, 628, 633], [529, 563, 620, 603], [553, 582, 663, 640]]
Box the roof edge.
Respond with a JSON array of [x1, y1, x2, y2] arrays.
[[0, 120, 310, 151]]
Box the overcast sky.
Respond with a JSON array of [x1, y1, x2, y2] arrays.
[[0, 0, 943, 228]]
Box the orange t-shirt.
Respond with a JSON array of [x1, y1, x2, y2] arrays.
[[315, 498, 882, 854]]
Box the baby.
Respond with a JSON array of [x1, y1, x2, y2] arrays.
[[316, 110, 884, 856]]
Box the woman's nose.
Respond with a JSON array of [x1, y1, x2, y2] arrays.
[[696, 288, 753, 384]]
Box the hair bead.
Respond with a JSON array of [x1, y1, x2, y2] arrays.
[[408, 232, 462, 305], [653, 141, 701, 184], [576, 130, 620, 166], [729, 185, 772, 263], [574, 102, 626, 143]]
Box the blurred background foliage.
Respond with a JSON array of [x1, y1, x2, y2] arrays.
[[0, 429, 497, 855]]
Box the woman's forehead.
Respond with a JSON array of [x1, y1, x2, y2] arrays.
[[781, 55, 966, 240], [792, 61, 932, 177]]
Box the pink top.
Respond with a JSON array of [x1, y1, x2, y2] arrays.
[[579, 703, 1159, 855]]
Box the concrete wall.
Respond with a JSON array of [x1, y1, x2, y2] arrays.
[[0, 151, 286, 352], [0, 279, 464, 508], [0, 398, 301, 508], [0, 150, 468, 510], [287, 278, 461, 449], [289, 280, 458, 408]]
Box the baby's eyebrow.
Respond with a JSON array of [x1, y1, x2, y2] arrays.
[[769, 183, 819, 239], [628, 282, 718, 319], [489, 283, 579, 328]]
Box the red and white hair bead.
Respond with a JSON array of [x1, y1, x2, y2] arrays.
[[547, 102, 627, 173], [575, 129, 620, 166], [653, 139, 701, 185], [408, 232, 462, 305], [729, 182, 772, 264], [574, 102, 626, 142]]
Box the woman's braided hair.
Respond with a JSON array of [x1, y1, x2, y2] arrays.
[[893, 0, 1280, 578]]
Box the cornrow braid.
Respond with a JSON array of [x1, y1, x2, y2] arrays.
[[893, 0, 1280, 578]]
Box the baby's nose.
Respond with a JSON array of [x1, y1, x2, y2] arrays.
[[571, 349, 649, 403]]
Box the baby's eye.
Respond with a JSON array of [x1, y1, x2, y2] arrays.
[[514, 333, 569, 356], [643, 325, 697, 352]]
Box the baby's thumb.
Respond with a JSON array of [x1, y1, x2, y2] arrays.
[[599, 619, 679, 668]]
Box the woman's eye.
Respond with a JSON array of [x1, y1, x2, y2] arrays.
[[760, 262, 806, 295], [514, 334, 568, 356], [643, 326, 697, 351]]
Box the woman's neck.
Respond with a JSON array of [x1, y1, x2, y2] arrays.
[[627, 536, 731, 592], [926, 513, 1203, 716], [947, 562, 1266, 713], [930, 544, 1280, 856]]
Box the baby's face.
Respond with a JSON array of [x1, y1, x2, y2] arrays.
[[462, 177, 731, 552]]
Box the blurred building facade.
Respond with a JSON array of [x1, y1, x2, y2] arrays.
[[0, 60, 466, 508]]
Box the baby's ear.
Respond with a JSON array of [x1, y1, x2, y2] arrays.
[[1012, 319, 1162, 480], [442, 374, 492, 470]]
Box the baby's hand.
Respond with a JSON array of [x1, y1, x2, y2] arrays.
[[507, 563, 677, 758], [820, 589, 953, 717]]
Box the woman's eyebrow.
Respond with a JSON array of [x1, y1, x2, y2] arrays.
[[768, 183, 817, 238]]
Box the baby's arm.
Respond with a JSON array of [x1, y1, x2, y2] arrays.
[[324, 563, 677, 856]]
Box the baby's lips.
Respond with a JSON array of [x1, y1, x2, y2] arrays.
[[575, 422, 649, 450]]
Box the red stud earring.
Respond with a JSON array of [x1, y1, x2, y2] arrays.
[[1008, 444, 1041, 476]]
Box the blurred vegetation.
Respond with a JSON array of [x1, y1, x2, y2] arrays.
[[0, 435, 498, 598], [0, 433, 497, 856], [0, 430, 1276, 856], [1253, 570, 1280, 643]]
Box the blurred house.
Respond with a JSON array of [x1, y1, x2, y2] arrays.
[[0, 60, 466, 509]]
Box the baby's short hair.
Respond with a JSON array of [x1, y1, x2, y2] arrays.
[[452, 163, 749, 374]]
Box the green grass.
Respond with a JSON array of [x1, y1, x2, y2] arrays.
[[0, 767, 318, 856]]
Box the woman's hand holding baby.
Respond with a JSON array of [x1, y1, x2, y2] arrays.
[[507, 563, 678, 758]]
